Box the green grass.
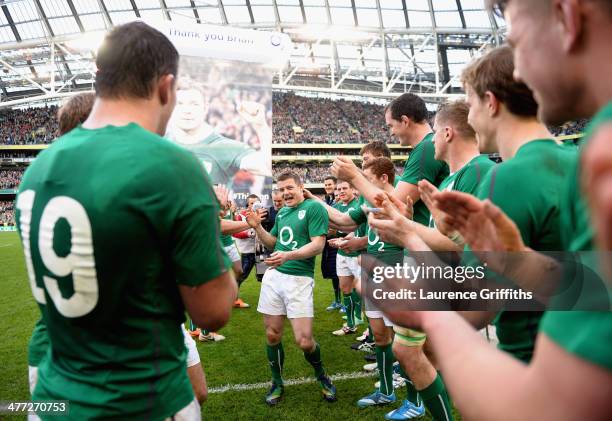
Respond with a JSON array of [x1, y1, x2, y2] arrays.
[[0, 232, 460, 420]]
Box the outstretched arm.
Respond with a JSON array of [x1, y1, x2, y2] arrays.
[[221, 219, 250, 235], [389, 311, 612, 421], [303, 189, 359, 230]]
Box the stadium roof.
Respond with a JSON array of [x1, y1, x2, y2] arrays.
[[0, 0, 505, 106]]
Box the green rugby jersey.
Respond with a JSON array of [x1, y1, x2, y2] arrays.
[[173, 132, 253, 187], [16, 123, 231, 419], [540, 101, 612, 370], [349, 196, 404, 265], [27, 318, 48, 367], [333, 198, 361, 258], [473, 139, 575, 362], [398, 133, 449, 226], [220, 211, 235, 248], [270, 198, 329, 278], [429, 154, 496, 228]]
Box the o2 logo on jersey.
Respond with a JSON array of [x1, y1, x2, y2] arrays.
[[17, 190, 99, 318], [279, 226, 298, 250], [368, 228, 385, 252]]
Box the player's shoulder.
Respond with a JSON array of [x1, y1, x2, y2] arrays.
[[459, 155, 496, 180], [302, 198, 325, 210], [406, 137, 430, 161], [300, 199, 327, 219], [276, 206, 291, 217], [497, 139, 571, 178]]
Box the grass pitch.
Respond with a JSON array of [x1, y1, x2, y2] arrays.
[[0, 232, 460, 420]]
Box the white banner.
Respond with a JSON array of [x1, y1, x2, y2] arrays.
[[151, 21, 292, 66]]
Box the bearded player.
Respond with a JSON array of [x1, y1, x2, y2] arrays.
[[246, 172, 337, 405]]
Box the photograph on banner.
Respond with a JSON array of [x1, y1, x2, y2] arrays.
[[165, 55, 273, 207]]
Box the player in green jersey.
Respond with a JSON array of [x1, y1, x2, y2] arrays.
[[370, 100, 495, 421], [16, 22, 236, 420], [457, 45, 574, 362], [27, 92, 95, 398], [374, 45, 573, 418], [192, 203, 245, 343], [336, 142, 391, 345], [377, 4, 612, 414], [246, 172, 337, 406], [328, 180, 363, 335], [332, 93, 449, 225], [166, 77, 272, 197], [315, 158, 403, 409], [332, 142, 391, 261]]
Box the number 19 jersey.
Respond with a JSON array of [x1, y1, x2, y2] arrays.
[[16, 123, 230, 419]]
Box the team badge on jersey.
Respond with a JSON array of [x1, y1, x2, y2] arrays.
[[298, 210, 306, 220]]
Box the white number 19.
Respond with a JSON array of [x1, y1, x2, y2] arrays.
[[17, 190, 99, 318]]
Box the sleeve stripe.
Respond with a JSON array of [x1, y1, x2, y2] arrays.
[[487, 166, 500, 200]]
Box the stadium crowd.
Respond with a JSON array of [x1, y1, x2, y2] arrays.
[[272, 92, 392, 144], [0, 94, 589, 148], [548, 118, 589, 136], [0, 200, 15, 226], [0, 106, 59, 144], [0, 169, 22, 190]]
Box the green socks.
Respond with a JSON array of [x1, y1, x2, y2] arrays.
[[303, 343, 325, 378], [398, 364, 421, 406], [343, 293, 355, 328], [420, 373, 454, 421], [376, 343, 395, 396], [266, 342, 285, 386], [189, 319, 197, 332], [352, 289, 362, 320]]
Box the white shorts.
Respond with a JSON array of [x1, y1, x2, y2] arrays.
[[224, 244, 241, 263], [336, 254, 361, 279], [365, 310, 393, 327], [181, 325, 200, 368], [28, 365, 38, 395], [364, 297, 393, 326], [164, 398, 201, 421], [257, 269, 314, 319]]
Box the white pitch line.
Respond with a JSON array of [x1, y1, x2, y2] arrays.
[[208, 370, 377, 394], [0, 244, 10, 248]]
